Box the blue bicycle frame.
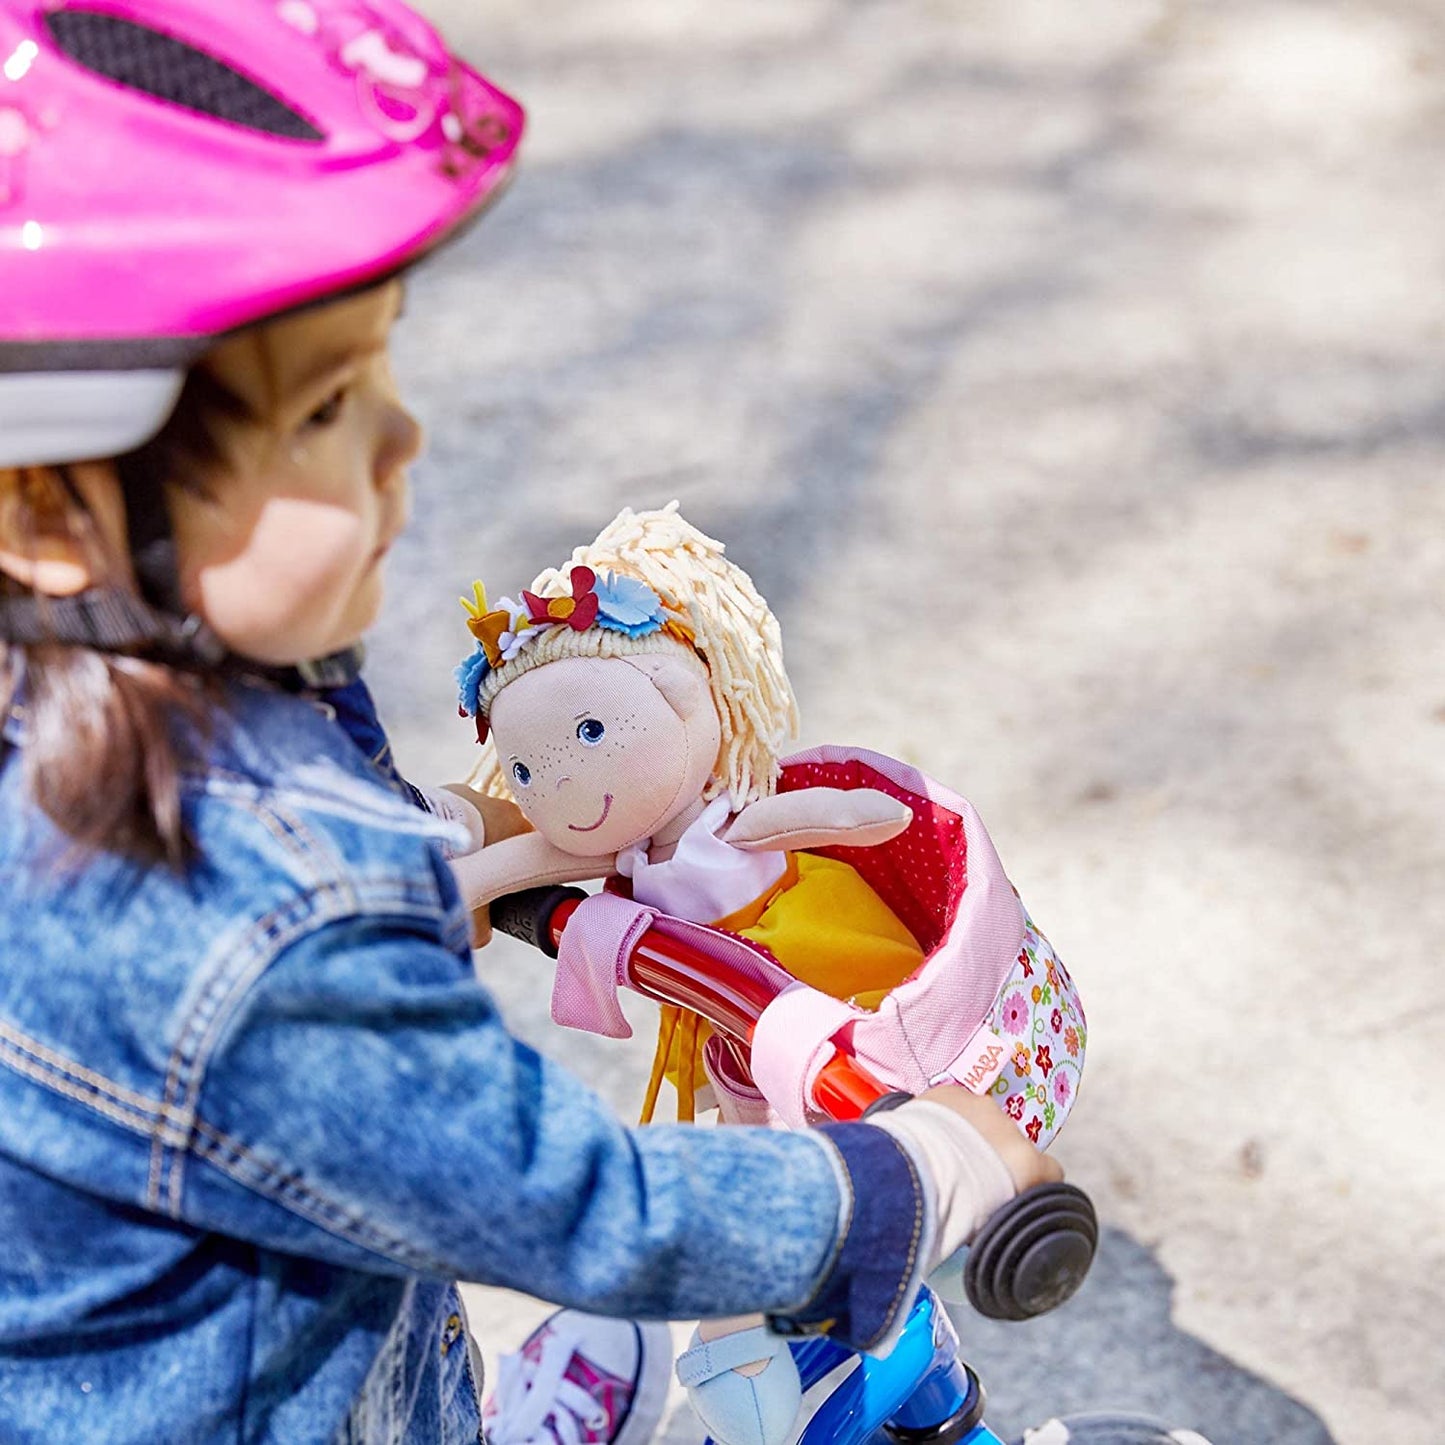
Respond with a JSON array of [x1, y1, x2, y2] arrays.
[[769, 1285, 1210, 1445], [782, 1288, 1002, 1445]]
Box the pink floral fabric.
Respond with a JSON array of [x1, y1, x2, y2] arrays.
[[978, 914, 1086, 1147]]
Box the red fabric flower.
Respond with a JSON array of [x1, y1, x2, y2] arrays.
[[1035, 1043, 1054, 1078], [523, 565, 599, 631], [1025, 1116, 1043, 1143], [1005, 1094, 1025, 1121]]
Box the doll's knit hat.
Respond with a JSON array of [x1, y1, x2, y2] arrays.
[[456, 563, 693, 723]]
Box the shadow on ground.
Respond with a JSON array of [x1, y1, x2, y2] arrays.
[[946, 1228, 1335, 1445]]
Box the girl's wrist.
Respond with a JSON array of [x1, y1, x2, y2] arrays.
[[866, 1099, 1016, 1266], [764, 1121, 929, 1353]]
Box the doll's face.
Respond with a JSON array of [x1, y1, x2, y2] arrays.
[[488, 651, 721, 856]]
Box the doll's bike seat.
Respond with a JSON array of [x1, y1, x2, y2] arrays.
[[493, 750, 1098, 1325]]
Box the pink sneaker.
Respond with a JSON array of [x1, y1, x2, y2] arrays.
[[484, 1311, 673, 1445]]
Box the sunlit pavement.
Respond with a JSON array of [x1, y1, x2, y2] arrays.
[[370, 6, 1445, 1442]]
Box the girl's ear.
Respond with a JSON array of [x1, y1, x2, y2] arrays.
[[0, 463, 126, 597], [622, 651, 712, 722]]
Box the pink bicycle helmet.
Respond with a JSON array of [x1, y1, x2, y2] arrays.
[[0, 0, 523, 468]]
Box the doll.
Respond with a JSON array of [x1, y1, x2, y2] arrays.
[[453, 504, 929, 1121], [450, 505, 937, 1445], [450, 505, 1087, 1445]]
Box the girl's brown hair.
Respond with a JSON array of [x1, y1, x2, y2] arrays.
[[0, 368, 247, 867]]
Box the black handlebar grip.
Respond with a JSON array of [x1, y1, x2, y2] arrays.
[[860, 1091, 914, 1119], [488, 886, 588, 958], [963, 1182, 1098, 1320]]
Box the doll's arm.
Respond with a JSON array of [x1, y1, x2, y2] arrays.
[[724, 787, 913, 852], [432, 785, 534, 947], [449, 831, 617, 909]]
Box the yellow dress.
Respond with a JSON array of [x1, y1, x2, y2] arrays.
[[641, 848, 924, 1122]]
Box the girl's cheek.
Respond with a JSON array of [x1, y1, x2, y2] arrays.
[[254, 494, 370, 577], [185, 498, 371, 657]]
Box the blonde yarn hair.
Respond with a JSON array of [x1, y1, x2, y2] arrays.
[[468, 503, 799, 810]]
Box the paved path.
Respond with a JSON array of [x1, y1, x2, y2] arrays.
[[369, 4, 1445, 1441]]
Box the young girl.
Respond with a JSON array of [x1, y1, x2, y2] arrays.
[[0, 4, 1058, 1444]]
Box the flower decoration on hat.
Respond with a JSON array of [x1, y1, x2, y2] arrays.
[[455, 647, 491, 727], [593, 570, 667, 637], [454, 567, 674, 729], [456, 580, 540, 730], [461, 581, 537, 667], [522, 565, 600, 631]]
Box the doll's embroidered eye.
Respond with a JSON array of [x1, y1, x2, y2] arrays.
[[511, 761, 532, 787], [576, 718, 606, 746]]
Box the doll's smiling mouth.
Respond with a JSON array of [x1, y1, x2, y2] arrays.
[[568, 795, 613, 833]]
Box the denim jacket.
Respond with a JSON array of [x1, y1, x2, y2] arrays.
[[0, 678, 927, 1445]]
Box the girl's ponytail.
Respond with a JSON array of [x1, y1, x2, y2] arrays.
[[0, 374, 237, 868], [2, 638, 207, 868]]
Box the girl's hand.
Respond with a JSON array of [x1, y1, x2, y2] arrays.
[[868, 1086, 1063, 1272], [913, 1083, 1064, 1195]]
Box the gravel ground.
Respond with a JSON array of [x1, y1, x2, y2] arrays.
[[367, 4, 1445, 1441]]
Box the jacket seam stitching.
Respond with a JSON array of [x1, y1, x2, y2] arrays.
[[152, 880, 361, 1213], [783, 1132, 854, 1315], [0, 890, 459, 1227], [869, 1131, 925, 1348], [0, 1016, 171, 1119], [202, 770, 451, 840], [190, 1117, 453, 1276], [153, 880, 458, 1215], [0, 1033, 168, 1140], [249, 802, 336, 888]]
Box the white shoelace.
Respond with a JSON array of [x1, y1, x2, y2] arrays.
[[487, 1324, 611, 1445]]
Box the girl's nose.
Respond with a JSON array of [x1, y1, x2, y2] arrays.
[[377, 401, 423, 486]]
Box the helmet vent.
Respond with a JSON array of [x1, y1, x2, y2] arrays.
[[46, 9, 324, 142]]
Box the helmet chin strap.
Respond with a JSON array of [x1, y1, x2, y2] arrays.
[[0, 461, 228, 668], [117, 438, 224, 658], [0, 582, 365, 687], [0, 586, 227, 665], [0, 583, 366, 689]]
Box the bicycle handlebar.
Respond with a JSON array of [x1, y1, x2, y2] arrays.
[[489, 884, 892, 1118]]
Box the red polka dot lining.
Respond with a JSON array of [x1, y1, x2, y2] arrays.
[[778, 758, 967, 956]]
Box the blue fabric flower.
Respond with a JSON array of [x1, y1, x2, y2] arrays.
[[593, 570, 665, 637], [455, 646, 490, 717]]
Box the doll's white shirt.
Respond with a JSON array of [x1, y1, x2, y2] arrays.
[[615, 796, 788, 924]]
